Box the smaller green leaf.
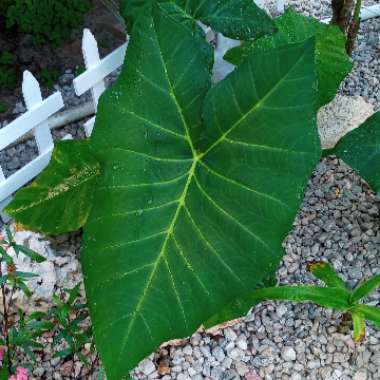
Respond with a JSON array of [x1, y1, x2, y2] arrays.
[[5, 225, 13, 243], [351, 274, 380, 303], [121, 0, 277, 40], [0, 249, 13, 265], [6, 140, 101, 235], [77, 351, 90, 367], [225, 8, 352, 108], [353, 305, 380, 329], [14, 271, 39, 279], [247, 286, 351, 309], [68, 284, 81, 305], [0, 366, 9, 380], [54, 348, 73, 359], [205, 286, 351, 329], [307, 261, 347, 289], [16, 245, 46, 263], [352, 311, 366, 342], [17, 280, 32, 298], [185, 0, 277, 40], [333, 112, 380, 192], [23, 345, 37, 362], [28, 311, 47, 321]]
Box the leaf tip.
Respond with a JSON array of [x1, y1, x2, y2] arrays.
[[307, 260, 327, 273]]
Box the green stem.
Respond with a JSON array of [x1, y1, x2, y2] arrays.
[[331, 0, 355, 32]]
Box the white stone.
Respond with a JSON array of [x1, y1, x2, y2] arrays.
[[276, 304, 288, 318], [139, 359, 156, 376], [177, 374, 191, 380], [353, 370, 367, 380], [317, 95, 374, 149], [183, 345, 193, 356], [212, 346, 226, 362], [0, 226, 83, 311], [235, 361, 249, 376], [188, 367, 197, 377], [281, 347, 297, 361], [212, 35, 241, 83], [236, 337, 248, 350], [224, 328, 238, 341], [228, 347, 244, 361]]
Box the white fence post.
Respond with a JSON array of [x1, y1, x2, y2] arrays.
[[0, 71, 64, 218], [80, 29, 106, 137], [23, 72, 55, 154], [73, 29, 128, 137]]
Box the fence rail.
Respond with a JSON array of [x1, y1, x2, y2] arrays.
[[0, 30, 128, 220], [1, 3, 380, 220]]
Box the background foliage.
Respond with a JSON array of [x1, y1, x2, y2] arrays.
[[4, 0, 91, 46]]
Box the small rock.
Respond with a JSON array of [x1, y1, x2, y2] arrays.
[[276, 304, 288, 318], [245, 369, 263, 380], [212, 346, 226, 362], [353, 369, 367, 380], [235, 361, 249, 376], [282, 347, 297, 361], [59, 360, 73, 377], [139, 358, 156, 375]]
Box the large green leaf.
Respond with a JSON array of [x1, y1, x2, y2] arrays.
[[6, 140, 100, 235], [80, 3, 320, 377], [332, 112, 380, 193], [225, 8, 352, 108], [121, 0, 276, 40]]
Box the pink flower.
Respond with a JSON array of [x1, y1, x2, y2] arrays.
[[0, 346, 5, 361], [8, 367, 28, 380]]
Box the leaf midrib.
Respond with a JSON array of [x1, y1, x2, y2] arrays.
[[117, 11, 200, 362]]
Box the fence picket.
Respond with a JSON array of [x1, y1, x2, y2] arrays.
[[73, 29, 127, 136], [0, 72, 64, 218], [23, 71, 55, 154]]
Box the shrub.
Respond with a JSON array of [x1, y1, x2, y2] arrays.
[[0, 0, 12, 14], [0, 51, 17, 91], [5, 0, 91, 46]]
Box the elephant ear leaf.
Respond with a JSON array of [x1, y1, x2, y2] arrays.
[[82, 0, 320, 374], [332, 112, 380, 193], [6, 140, 101, 235], [225, 8, 352, 108], [121, 0, 276, 40]]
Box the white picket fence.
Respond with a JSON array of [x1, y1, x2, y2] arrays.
[[1, 3, 380, 220], [0, 29, 128, 219]]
